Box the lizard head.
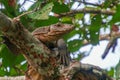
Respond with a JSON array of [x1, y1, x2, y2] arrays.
[[32, 23, 75, 43], [50, 23, 75, 35]]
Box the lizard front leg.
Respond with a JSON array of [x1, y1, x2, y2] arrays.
[[57, 39, 71, 66]]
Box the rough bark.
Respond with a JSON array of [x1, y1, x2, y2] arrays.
[[0, 12, 58, 79]]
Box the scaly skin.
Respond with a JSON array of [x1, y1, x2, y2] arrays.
[[32, 23, 74, 43]]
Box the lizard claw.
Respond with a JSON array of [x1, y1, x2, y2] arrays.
[[57, 39, 71, 66], [59, 51, 70, 66]]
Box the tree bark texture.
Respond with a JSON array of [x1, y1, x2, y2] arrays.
[[0, 12, 58, 79]]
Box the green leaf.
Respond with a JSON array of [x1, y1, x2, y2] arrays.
[[63, 30, 77, 40], [103, 0, 112, 8], [52, 2, 69, 13], [79, 27, 90, 41], [34, 16, 59, 27], [110, 4, 120, 25], [89, 14, 102, 45], [0, 67, 6, 76], [107, 68, 114, 77], [0, 44, 25, 68], [0, 0, 20, 17], [68, 39, 82, 52], [28, 2, 54, 20], [0, 44, 17, 67], [75, 14, 84, 20], [115, 60, 120, 79], [28, 1, 41, 11], [14, 54, 25, 65], [9, 68, 18, 76], [20, 62, 27, 71], [0, 44, 25, 76], [60, 17, 72, 24]]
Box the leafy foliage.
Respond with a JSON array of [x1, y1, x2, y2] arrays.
[[68, 39, 82, 52], [28, 2, 54, 20], [0, 44, 26, 76], [34, 16, 59, 27], [110, 4, 120, 25], [52, 2, 70, 13], [89, 14, 102, 45]]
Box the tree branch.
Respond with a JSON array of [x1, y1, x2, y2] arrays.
[[77, 0, 102, 6], [0, 12, 57, 77], [55, 8, 115, 18], [82, 31, 120, 46], [59, 61, 113, 80], [0, 76, 25, 80]]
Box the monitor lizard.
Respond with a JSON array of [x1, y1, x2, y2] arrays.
[[32, 23, 74, 66]]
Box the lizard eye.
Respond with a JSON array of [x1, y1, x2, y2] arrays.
[[56, 23, 62, 27]]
